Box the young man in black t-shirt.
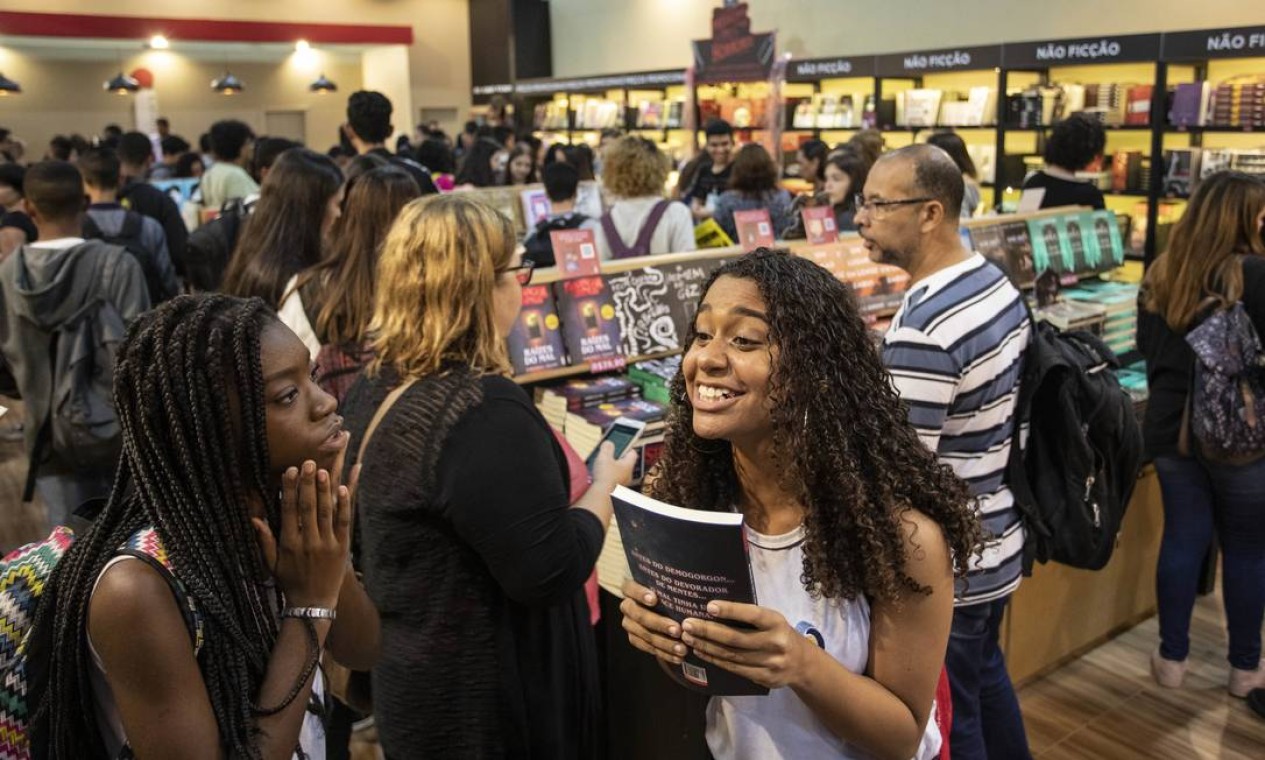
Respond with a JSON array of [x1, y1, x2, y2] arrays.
[[688, 119, 736, 221], [344, 90, 440, 195], [1021, 113, 1107, 210]]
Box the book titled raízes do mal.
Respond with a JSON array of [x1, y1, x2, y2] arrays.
[[611, 486, 768, 696]]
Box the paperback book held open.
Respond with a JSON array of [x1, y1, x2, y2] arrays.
[[610, 486, 768, 696]]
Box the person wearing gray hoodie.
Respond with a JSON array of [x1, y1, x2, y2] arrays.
[[0, 161, 149, 526]]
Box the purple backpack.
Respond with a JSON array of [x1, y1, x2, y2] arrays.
[[1185, 302, 1265, 461]]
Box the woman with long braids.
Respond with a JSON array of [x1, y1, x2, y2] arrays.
[[32, 294, 379, 759], [620, 249, 982, 760]]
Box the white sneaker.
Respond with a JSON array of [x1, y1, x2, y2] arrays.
[[1151, 648, 1187, 689], [1229, 659, 1265, 698]]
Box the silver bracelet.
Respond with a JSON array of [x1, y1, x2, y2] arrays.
[[281, 606, 337, 621]]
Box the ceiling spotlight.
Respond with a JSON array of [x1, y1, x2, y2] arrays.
[[295, 39, 311, 53], [104, 71, 140, 95], [309, 73, 337, 94], [148, 35, 170, 50], [0, 73, 21, 96], [211, 71, 245, 95]]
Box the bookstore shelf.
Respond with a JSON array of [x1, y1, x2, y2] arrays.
[[479, 24, 1264, 261]]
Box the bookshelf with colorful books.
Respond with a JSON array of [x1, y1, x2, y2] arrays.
[[998, 32, 1166, 237], [1158, 25, 1265, 235]]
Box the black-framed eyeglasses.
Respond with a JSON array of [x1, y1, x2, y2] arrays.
[[501, 259, 535, 286], [854, 194, 935, 216]]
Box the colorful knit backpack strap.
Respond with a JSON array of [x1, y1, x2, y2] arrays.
[[0, 526, 77, 760], [118, 529, 205, 657]]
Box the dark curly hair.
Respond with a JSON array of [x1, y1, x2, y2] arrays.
[[1044, 113, 1106, 172], [346, 90, 394, 145], [649, 249, 983, 602]]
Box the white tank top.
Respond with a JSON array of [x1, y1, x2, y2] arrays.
[[88, 555, 327, 760], [705, 524, 942, 760]]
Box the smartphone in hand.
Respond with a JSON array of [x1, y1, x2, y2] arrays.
[[586, 417, 647, 472]]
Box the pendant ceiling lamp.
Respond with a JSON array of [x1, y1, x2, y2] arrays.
[[212, 71, 245, 95], [309, 73, 337, 94], [0, 73, 21, 96], [104, 71, 140, 95], [309, 73, 339, 93]]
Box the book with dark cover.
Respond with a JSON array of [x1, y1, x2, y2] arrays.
[[507, 284, 567, 375], [611, 486, 768, 696], [548, 376, 640, 411], [971, 223, 1020, 286], [1169, 82, 1209, 128], [553, 276, 625, 370], [1000, 220, 1037, 287]]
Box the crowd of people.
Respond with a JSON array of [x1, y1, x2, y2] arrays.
[[0, 82, 1262, 760]]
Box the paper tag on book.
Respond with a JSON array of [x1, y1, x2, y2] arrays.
[[801, 206, 839, 245], [552, 228, 600, 279], [734, 208, 775, 249]]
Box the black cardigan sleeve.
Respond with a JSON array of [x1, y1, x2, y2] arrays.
[[435, 377, 605, 608]]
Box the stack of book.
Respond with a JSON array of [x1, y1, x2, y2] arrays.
[[1062, 282, 1140, 358], [564, 398, 669, 487], [537, 377, 641, 433], [1209, 76, 1265, 129], [564, 398, 667, 458], [627, 356, 681, 405], [1036, 299, 1107, 335]]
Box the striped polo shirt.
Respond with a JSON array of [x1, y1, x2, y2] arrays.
[[881, 253, 1031, 606]]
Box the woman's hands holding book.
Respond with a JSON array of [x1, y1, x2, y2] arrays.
[[621, 580, 813, 690], [680, 601, 812, 690], [620, 580, 689, 665]]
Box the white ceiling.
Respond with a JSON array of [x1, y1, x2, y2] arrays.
[[0, 35, 368, 63]]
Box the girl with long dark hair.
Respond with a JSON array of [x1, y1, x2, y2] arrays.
[[621, 249, 981, 759], [32, 294, 379, 758], [1140, 171, 1265, 698], [222, 149, 345, 305]]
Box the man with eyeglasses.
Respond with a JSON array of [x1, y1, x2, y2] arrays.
[[858, 144, 1034, 760]]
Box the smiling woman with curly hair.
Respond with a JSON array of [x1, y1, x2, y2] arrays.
[[621, 248, 982, 760]]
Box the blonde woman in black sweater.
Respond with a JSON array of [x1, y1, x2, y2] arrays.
[[341, 194, 636, 758]]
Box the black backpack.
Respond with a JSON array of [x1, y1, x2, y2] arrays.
[[524, 213, 588, 268], [82, 212, 168, 303], [1006, 315, 1144, 572], [184, 200, 249, 292]]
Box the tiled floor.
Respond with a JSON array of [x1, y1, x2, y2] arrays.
[[3, 398, 1262, 759]]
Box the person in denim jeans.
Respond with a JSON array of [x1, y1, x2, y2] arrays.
[[1139, 170, 1265, 698], [864, 145, 1033, 759]]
